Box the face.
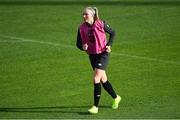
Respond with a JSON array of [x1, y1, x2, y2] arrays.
[[83, 9, 94, 22]]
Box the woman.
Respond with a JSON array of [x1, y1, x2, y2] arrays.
[[76, 7, 121, 114]]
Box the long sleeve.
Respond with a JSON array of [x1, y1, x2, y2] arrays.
[[104, 22, 115, 46], [76, 29, 84, 51]]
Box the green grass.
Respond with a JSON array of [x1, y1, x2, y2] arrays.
[[0, 0, 180, 119]]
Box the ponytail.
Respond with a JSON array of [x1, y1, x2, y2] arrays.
[[93, 7, 99, 20]]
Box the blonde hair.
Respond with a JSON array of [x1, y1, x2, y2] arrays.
[[84, 7, 99, 21]]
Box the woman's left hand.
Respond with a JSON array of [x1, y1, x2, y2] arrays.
[[106, 46, 111, 53]]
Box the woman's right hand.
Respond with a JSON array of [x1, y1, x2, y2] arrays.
[[83, 44, 88, 51]]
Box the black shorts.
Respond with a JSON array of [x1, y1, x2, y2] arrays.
[[89, 51, 109, 70]]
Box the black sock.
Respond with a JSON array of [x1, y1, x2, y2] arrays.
[[102, 80, 117, 99], [94, 83, 101, 107]]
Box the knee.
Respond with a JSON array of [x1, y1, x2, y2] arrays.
[[93, 75, 101, 84], [101, 72, 107, 83]]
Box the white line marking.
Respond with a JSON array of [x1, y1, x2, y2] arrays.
[[112, 53, 180, 65], [0, 34, 74, 48], [0, 34, 179, 65], [0, 40, 25, 43]]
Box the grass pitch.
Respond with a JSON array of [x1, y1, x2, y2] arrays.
[[0, 0, 180, 119]]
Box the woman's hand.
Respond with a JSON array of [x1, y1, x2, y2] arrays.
[[106, 45, 111, 53], [83, 44, 88, 51]]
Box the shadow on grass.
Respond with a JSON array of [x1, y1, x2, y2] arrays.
[[0, 105, 111, 115], [0, 1, 180, 6]]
